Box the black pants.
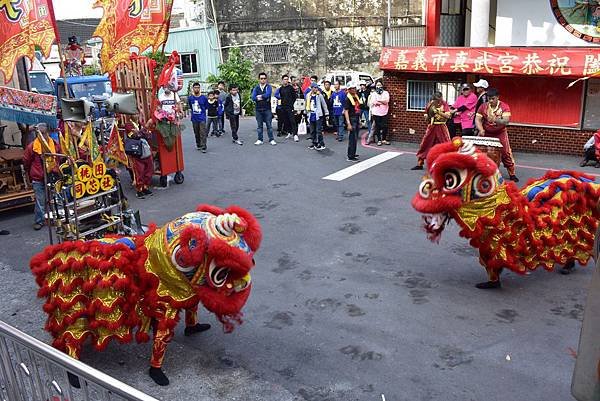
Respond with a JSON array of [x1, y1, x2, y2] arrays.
[[447, 120, 459, 138], [192, 121, 207, 149], [276, 108, 286, 134], [461, 127, 474, 136], [373, 115, 388, 142], [282, 107, 295, 136], [347, 116, 359, 158], [228, 114, 240, 140]]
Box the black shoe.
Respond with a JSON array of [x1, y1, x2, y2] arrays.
[[67, 372, 81, 388], [410, 165, 424, 170], [475, 280, 501, 289], [184, 323, 211, 336], [0, 230, 9, 235], [136, 192, 145, 199], [196, 146, 201, 150], [560, 260, 575, 275], [33, 223, 43, 230], [595, 162, 600, 168], [143, 189, 153, 196], [201, 148, 207, 153], [308, 144, 316, 150], [509, 175, 519, 182], [148, 367, 169, 386], [346, 157, 359, 163]]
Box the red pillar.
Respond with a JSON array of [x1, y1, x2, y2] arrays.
[[425, 0, 441, 46]]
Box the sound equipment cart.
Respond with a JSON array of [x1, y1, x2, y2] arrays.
[[113, 55, 185, 188], [41, 152, 141, 244]]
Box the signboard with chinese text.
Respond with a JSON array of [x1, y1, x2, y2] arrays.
[[379, 47, 600, 78]]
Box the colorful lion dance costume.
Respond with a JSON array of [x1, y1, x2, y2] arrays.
[[30, 205, 261, 386], [412, 137, 600, 289]]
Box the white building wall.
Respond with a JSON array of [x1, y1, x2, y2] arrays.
[[495, 0, 600, 47]]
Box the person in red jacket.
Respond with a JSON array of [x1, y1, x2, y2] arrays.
[[23, 123, 61, 230], [125, 122, 154, 199]]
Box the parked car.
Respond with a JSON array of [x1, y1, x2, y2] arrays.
[[320, 71, 374, 88]]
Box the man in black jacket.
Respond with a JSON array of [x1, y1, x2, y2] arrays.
[[224, 84, 243, 145], [279, 74, 298, 142]]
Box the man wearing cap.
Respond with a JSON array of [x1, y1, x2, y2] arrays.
[[451, 84, 478, 137], [305, 82, 329, 150], [343, 81, 362, 161], [473, 79, 489, 130], [475, 88, 519, 182], [23, 123, 61, 230]]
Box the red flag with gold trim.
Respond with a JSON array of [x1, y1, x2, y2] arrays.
[[0, 0, 59, 83], [106, 124, 128, 166], [93, 0, 174, 74]]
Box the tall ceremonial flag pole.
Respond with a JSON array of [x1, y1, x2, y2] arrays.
[[47, 0, 71, 99]]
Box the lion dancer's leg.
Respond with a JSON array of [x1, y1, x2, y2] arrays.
[[149, 324, 174, 386], [183, 305, 211, 336], [476, 258, 503, 289], [496, 130, 518, 182], [65, 341, 83, 388]]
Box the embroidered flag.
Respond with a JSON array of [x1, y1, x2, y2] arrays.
[[0, 0, 59, 83], [78, 123, 101, 163], [93, 0, 175, 73], [106, 124, 128, 166]]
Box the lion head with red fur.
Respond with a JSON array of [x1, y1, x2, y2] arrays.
[[411, 138, 504, 242], [161, 204, 262, 332]]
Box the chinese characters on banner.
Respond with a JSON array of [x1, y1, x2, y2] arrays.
[[93, 0, 175, 73], [74, 161, 114, 199], [0, 0, 59, 83], [379, 47, 600, 78]]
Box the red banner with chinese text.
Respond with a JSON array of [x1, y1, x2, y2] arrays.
[[93, 0, 174, 74], [0, 0, 59, 83], [380, 47, 600, 78]]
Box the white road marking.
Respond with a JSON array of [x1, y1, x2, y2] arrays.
[[322, 152, 403, 181]]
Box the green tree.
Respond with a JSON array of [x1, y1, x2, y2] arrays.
[[207, 48, 257, 116], [143, 50, 168, 77]]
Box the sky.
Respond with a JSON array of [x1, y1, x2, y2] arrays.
[[52, 0, 186, 20]]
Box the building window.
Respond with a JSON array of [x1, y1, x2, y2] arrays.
[[441, 0, 463, 15], [263, 44, 289, 64], [406, 80, 460, 111], [179, 53, 198, 75]]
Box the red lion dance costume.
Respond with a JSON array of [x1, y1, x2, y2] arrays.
[[30, 205, 261, 386], [412, 137, 600, 289]]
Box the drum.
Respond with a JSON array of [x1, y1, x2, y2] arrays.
[[461, 136, 503, 166]]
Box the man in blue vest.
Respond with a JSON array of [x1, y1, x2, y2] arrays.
[[251, 72, 276, 146]]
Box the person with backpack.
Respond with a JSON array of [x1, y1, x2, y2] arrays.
[[124, 122, 153, 199]]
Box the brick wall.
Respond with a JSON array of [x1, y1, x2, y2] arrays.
[[383, 72, 594, 156]]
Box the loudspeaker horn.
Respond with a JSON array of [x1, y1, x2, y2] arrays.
[[60, 98, 94, 122], [105, 93, 138, 115]]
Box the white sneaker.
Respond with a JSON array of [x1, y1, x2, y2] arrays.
[[254, 140, 263, 145], [286, 133, 292, 139], [270, 140, 277, 146], [294, 135, 299, 142]]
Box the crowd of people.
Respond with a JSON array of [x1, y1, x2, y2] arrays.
[[185, 73, 391, 163]]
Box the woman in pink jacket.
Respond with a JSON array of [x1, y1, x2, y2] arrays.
[[450, 84, 478, 136], [370, 81, 390, 146]]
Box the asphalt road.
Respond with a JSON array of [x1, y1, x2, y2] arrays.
[[0, 117, 595, 401]]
